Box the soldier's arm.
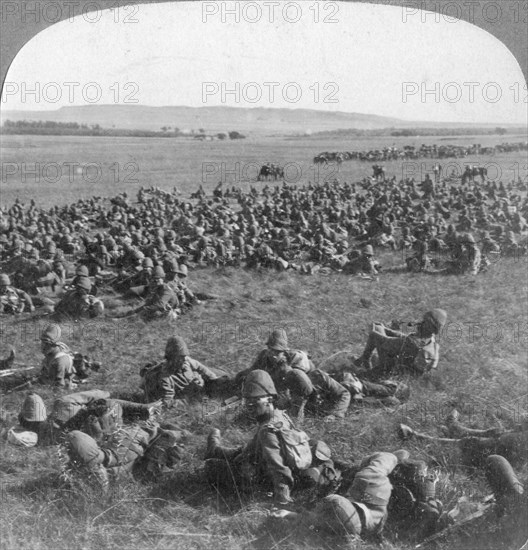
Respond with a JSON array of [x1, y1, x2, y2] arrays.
[[320, 373, 351, 418], [160, 375, 175, 407], [289, 351, 312, 373], [18, 289, 35, 312], [249, 350, 268, 372], [53, 356, 70, 387], [190, 359, 218, 381], [429, 343, 440, 371], [258, 428, 295, 491]]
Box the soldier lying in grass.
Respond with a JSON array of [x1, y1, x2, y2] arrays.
[[138, 336, 232, 408], [269, 449, 447, 544], [14, 389, 161, 446], [63, 421, 187, 490], [354, 309, 447, 378], [399, 408, 528, 466], [204, 370, 340, 505]]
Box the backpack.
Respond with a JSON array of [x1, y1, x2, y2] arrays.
[[275, 424, 312, 471]]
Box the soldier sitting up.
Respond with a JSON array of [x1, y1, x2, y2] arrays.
[[354, 309, 447, 378]]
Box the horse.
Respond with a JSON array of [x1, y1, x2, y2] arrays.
[[372, 164, 385, 181], [462, 166, 487, 185]]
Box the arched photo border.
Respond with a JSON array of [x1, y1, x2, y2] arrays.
[[0, 0, 527, 90]]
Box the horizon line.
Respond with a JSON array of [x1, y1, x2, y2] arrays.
[[1, 104, 526, 128]]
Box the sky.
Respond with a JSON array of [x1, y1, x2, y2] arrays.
[[1, 1, 526, 124]]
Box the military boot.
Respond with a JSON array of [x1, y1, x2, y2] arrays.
[[486, 454, 525, 514], [275, 483, 294, 505], [205, 428, 222, 459]]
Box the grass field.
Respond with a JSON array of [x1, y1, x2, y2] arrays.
[[0, 133, 527, 550], [1, 133, 527, 207]]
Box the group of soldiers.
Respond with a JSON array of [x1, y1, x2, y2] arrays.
[[3, 304, 527, 547], [1, 162, 527, 319], [1, 159, 527, 546]]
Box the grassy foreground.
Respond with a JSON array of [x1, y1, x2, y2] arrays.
[[0, 254, 527, 550]]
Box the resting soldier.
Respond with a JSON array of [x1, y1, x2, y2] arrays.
[[345, 245, 380, 277], [54, 277, 104, 319], [140, 336, 229, 407], [235, 329, 313, 388], [138, 266, 179, 320], [400, 408, 528, 467], [273, 450, 445, 543], [279, 366, 351, 421], [0, 274, 35, 314], [38, 324, 76, 388], [17, 389, 160, 446], [204, 370, 337, 505], [63, 421, 186, 490], [172, 264, 198, 310], [354, 309, 447, 377], [332, 371, 410, 407]]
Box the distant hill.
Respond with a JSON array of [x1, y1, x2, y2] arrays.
[[1, 105, 521, 137]]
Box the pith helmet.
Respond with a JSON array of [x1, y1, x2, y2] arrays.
[[75, 265, 89, 277], [40, 324, 61, 344], [20, 392, 47, 422], [423, 309, 447, 334], [176, 264, 188, 277], [75, 277, 92, 291], [266, 329, 288, 351], [242, 369, 277, 398], [165, 336, 189, 358]]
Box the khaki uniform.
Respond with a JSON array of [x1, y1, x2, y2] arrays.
[[0, 286, 34, 314], [142, 357, 219, 406], [55, 290, 103, 318], [309, 452, 398, 537], [39, 345, 75, 387], [360, 324, 439, 377], [205, 409, 300, 496], [241, 348, 313, 381], [286, 369, 351, 419], [141, 283, 178, 319], [65, 423, 185, 484]]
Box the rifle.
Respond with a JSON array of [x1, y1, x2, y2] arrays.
[[202, 395, 242, 419], [0, 366, 39, 393], [0, 366, 35, 378]]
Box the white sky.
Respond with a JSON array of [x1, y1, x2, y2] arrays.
[[1, 1, 526, 123]]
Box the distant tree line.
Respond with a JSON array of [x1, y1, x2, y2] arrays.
[[0, 120, 246, 139]]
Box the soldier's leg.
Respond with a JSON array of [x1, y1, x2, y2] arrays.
[[286, 370, 313, 421], [486, 455, 524, 512], [67, 430, 106, 467], [496, 431, 528, 464], [358, 325, 405, 368], [346, 452, 398, 532], [66, 430, 109, 489], [307, 494, 363, 538], [361, 380, 394, 398]]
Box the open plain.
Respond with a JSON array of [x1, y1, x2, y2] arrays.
[[0, 132, 527, 550]]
